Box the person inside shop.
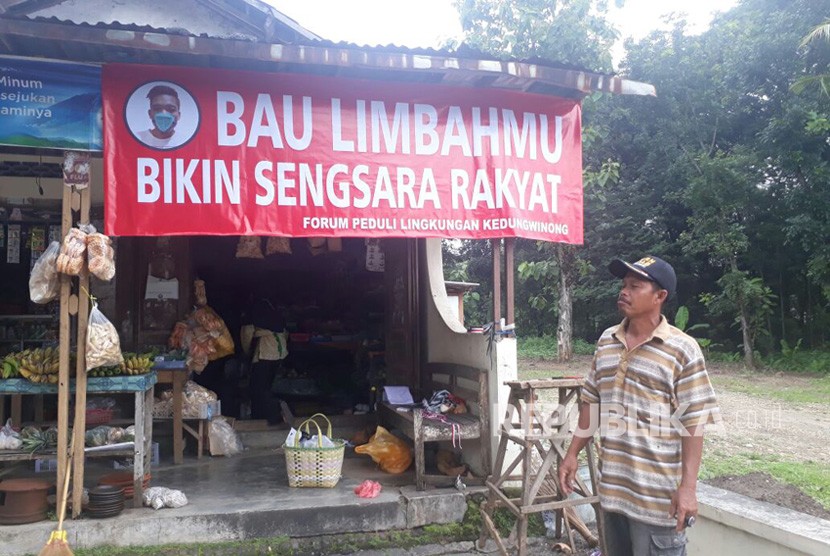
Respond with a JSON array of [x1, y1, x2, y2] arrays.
[[137, 85, 181, 149], [240, 294, 289, 424], [558, 256, 720, 556]]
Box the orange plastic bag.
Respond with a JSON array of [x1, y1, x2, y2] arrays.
[[354, 426, 412, 474]]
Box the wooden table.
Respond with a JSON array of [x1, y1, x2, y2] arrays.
[[0, 372, 156, 511], [153, 363, 189, 464]]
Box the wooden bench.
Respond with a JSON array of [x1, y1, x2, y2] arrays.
[[378, 362, 490, 490]]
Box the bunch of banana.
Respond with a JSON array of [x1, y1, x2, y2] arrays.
[[1, 353, 21, 379], [120, 353, 154, 375], [18, 347, 60, 383]]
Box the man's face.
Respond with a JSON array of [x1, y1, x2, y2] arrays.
[[617, 272, 665, 318], [148, 94, 180, 135]]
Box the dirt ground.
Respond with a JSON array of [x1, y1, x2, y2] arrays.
[[518, 355, 830, 520]]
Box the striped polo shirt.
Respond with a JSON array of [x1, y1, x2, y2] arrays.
[[581, 316, 720, 527]]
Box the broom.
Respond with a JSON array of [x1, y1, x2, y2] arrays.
[[38, 438, 74, 556]]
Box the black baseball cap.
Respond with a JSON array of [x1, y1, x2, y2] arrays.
[[609, 255, 676, 300]]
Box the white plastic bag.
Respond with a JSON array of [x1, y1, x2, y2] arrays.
[[86, 302, 124, 371], [0, 418, 22, 450], [142, 486, 188, 510], [208, 416, 243, 456], [29, 241, 61, 304]]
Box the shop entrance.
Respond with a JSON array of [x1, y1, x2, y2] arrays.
[[186, 236, 388, 424]]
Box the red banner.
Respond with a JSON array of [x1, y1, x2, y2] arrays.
[[103, 63, 582, 242]]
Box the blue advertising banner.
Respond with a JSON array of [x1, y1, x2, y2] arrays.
[[0, 56, 102, 151]]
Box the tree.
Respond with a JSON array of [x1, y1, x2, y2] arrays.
[[455, 0, 619, 72], [457, 0, 623, 359], [791, 19, 830, 97]]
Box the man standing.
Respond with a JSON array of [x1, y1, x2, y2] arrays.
[[137, 84, 181, 149], [559, 256, 719, 556]]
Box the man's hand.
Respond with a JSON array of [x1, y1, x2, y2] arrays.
[[670, 484, 698, 532], [558, 454, 578, 497]]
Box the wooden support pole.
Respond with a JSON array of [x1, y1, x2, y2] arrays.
[[71, 184, 91, 518], [492, 239, 501, 325], [56, 179, 72, 513], [505, 238, 515, 325]]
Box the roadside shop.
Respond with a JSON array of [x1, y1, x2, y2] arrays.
[[0, 0, 653, 526]]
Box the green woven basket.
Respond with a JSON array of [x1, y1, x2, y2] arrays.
[[284, 413, 345, 488]]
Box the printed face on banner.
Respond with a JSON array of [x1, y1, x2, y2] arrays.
[[103, 64, 583, 243], [124, 81, 200, 150]]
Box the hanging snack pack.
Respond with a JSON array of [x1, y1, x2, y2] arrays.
[[29, 241, 61, 304], [265, 237, 292, 255], [57, 226, 89, 275], [193, 306, 234, 360], [86, 302, 124, 371], [87, 232, 116, 281], [235, 236, 264, 259]]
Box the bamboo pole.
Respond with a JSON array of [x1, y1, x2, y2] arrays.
[[56, 174, 73, 512], [71, 185, 91, 518]]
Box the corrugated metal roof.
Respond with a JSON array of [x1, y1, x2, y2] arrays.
[[0, 1, 655, 98]]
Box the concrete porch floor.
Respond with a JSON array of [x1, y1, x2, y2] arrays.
[[2, 435, 477, 556]]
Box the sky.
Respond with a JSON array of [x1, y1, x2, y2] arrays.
[[268, 0, 738, 68]]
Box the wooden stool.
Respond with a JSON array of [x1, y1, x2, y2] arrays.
[[477, 378, 605, 556], [182, 419, 209, 458]]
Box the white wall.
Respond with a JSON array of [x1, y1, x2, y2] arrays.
[[421, 238, 517, 474], [689, 484, 830, 556]]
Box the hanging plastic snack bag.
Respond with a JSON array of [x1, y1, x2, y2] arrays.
[[86, 302, 124, 371], [57, 226, 89, 275], [29, 241, 61, 304], [193, 306, 235, 360], [194, 279, 208, 306], [265, 236, 292, 255], [87, 232, 116, 281], [235, 236, 264, 258]]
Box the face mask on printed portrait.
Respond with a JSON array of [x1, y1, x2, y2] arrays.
[[153, 111, 176, 133]]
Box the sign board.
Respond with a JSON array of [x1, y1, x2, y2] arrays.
[[103, 63, 583, 243], [0, 56, 102, 151]]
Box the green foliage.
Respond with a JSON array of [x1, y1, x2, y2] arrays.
[[700, 273, 776, 353], [707, 351, 743, 364], [451, 0, 830, 354], [674, 306, 712, 351], [518, 335, 558, 359], [518, 335, 594, 359], [791, 19, 830, 96], [766, 349, 830, 374], [455, 0, 619, 71]]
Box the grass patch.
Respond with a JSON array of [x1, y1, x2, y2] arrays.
[[519, 335, 558, 359], [712, 374, 830, 405], [701, 450, 830, 510], [518, 336, 594, 360], [764, 350, 830, 374]]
